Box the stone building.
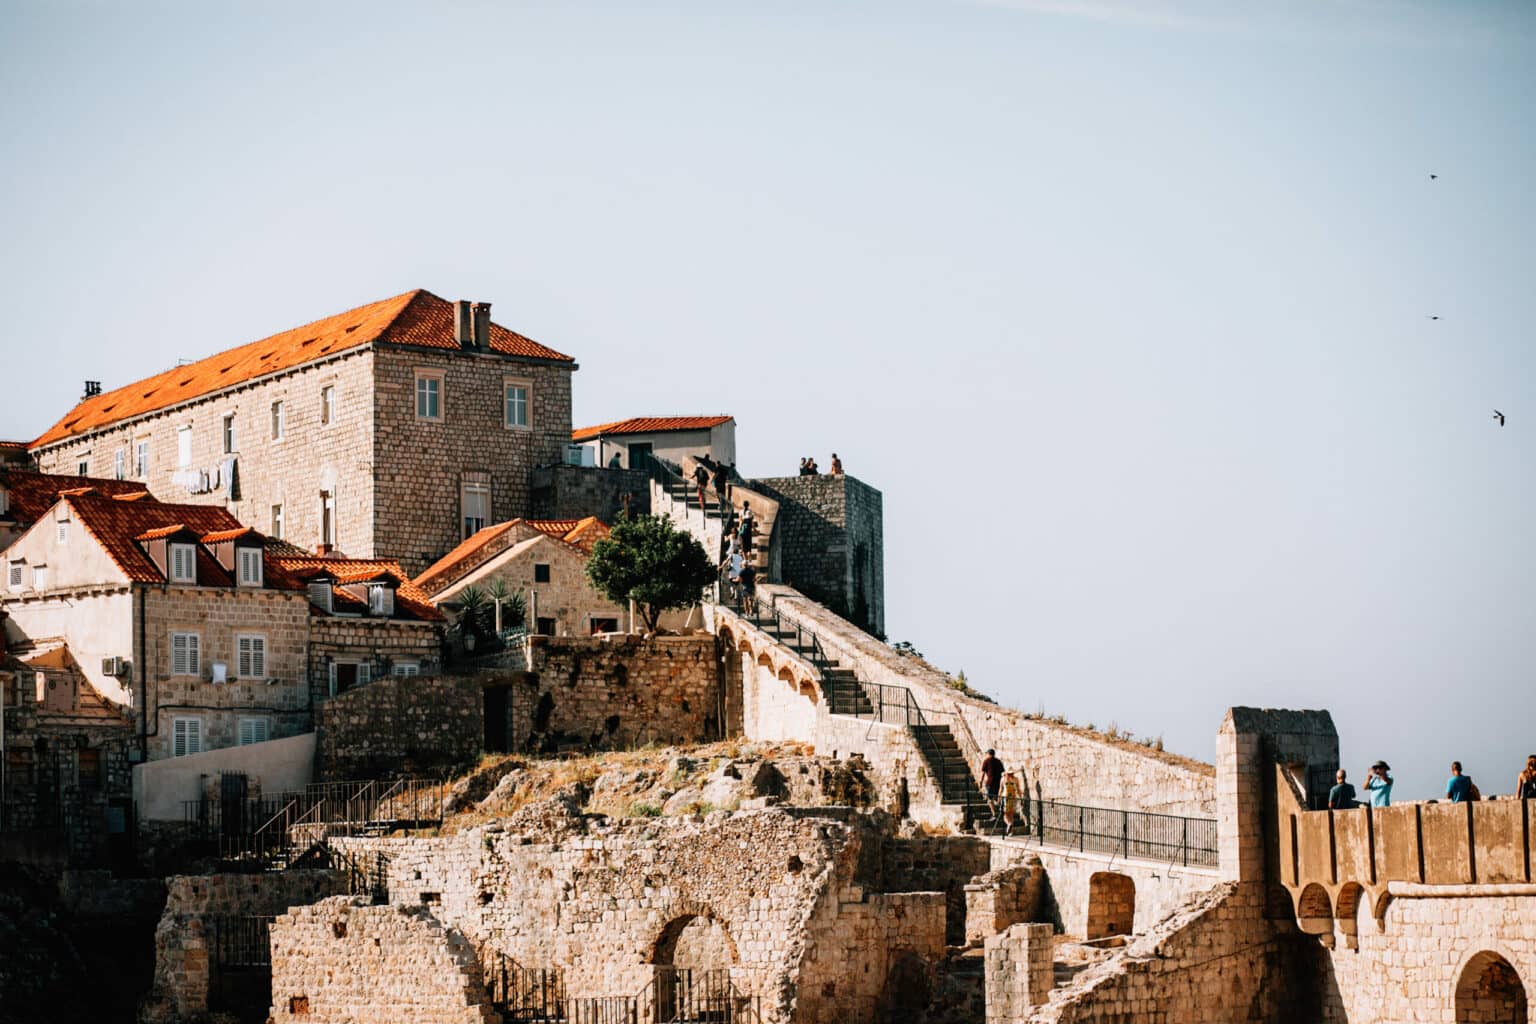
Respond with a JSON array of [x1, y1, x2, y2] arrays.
[[28, 289, 578, 577], [571, 415, 735, 470], [0, 489, 440, 767], [415, 516, 636, 637]]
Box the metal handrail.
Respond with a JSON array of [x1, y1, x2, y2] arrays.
[[1019, 798, 1218, 867]]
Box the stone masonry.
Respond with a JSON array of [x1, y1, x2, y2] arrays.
[[270, 897, 498, 1024], [529, 464, 651, 522], [316, 673, 484, 780], [985, 923, 1054, 1023], [747, 475, 884, 635]]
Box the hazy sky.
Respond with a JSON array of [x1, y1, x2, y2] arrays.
[[2, 1, 1532, 801]]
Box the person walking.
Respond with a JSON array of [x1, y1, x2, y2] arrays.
[[714, 463, 731, 509], [1364, 760, 1394, 807], [739, 562, 758, 614], [693, 461, 709, 508], [1519, 756, 1536, 800], [979, 749, 1005, 818], [1327, 769, 1357, 810], [1001, 771, 1021, 836], [1446, 762, 1479, 803], [830, 453, 843, 476], [738, 505, 754, 555]]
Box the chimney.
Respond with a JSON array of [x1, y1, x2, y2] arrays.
[[454, 300, 474, 349], [471, 302, 492, 350], [83, 381, 102, 400]]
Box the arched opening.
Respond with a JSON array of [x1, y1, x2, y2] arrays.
[[1334, 883, 1365, 948], [650, 912, 739, 1022], [1295, 883, 1333, 936], [1457, 951, 1528, 1024], [1085, 872, 1136, 940], [876, 952, 933, 1023]]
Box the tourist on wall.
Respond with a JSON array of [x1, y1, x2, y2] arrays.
[[806, 457, 819, 475], [1364, 761, 1394, 806], [693, 461, 710, 507], [1327, 769, 1357, 809], [1001, 771, 1022, 836], [738, 505, 754, 554], [714, 463, 731, 508], [609, 451, 624, 469], [799, 457, 810, 475], [979, 749, 1005, 815], [1519, 756, 1536, 800], [739, 562, 757, 613], [830, 453, 843, 476], [1445, 762, 1480, 803]]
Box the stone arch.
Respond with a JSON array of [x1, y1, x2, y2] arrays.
[[1456, 950, 1528, 1024], [1295, 883, 1333, 936], [649, 909, 739, 971], [1334, 882, 1366, 948], [1085, 872, 1136, 940]]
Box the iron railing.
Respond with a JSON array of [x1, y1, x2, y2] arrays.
[[1026, 799, 1218, 867], [650, 967, 760, 1024], [211, 914, 275, 969], [482, 959, 761, 1024]]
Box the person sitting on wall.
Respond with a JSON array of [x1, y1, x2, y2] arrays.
[[1327, 769, 1357, 809], [1519, 755, 1536, 801], [830, 452, 843, 476], [1364, 760, 1393, 807], [1445, 761, 1480, 802], [799, 457, 810, 476]]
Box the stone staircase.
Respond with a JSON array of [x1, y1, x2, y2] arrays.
[[914, 722, 988, 830]]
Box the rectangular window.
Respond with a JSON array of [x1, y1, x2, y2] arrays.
[[320, 491, 336, 547], [534, 563, 551, 584], [170, 632, 201, 677], [328, 661, 370, 697], [462, 481, 490, 539], [320, 386, 335, 425], [369, 585, 395, 617], [536, 616, 556, 637], [504, 380, 530, 429], [169, 543, 196, 583], [222, 414, 236, 454], [270, 504, 284, 540], [308, 581, 332, 612], [32, 565, 47, 590], [271, 401, 285, 440], [77, 460, 88, 477], [56, 516, 68, 544], [391, 662, 419, 677], [7, 560, 22, 590], [77, 747, 102, 792], [590, 617, 620, 635], [237, 547, 263, 587], [113, 448, 126, 480], [414, 372, 442, 420], [177, 426, 192, 468], [238, 717, 270, 746], [236, 634, 266, 678], [135, 441, 148, 477], [172, 717, 203, 757]]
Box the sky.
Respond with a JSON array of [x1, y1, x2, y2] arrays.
[[1, 0, 1532, 802]]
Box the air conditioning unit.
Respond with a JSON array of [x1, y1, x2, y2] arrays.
[[564, 444, 586, 466], [210, 662, 228, 684], [101, 656, 131, 677]]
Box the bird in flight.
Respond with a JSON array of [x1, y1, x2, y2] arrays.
[[1493, 410, 1505, 427], [1430, 173, 1438, 180], [1427, 315, 1441, 320]]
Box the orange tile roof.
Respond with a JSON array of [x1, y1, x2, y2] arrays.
[[571, 416, 732, 443], [200, 527, 258, 544], [31, 289, 575, 449], [412, 517, 610, 596], [268, 554, 442, 622], [0, 441, 27, 451], [134, 524, 189, 542], [65, 493, 244, 583], [0, 470, 157, 525]]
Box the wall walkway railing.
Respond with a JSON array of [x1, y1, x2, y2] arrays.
[[1015, 799, 1218, 868]]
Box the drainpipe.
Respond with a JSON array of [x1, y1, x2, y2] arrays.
[[137, 584, 148, 758]]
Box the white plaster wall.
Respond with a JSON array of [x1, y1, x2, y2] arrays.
[[3, 589, 136, 705], [2, 499, 133, 590], [741, 652, 817, 742], [133, 731, 316, 819]]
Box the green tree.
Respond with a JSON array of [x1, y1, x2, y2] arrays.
[[586, 514, 716, 632]]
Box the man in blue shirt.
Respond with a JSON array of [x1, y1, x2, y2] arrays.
[[1446, 761, 1475, 803], [1364, 761, 1393, 807]]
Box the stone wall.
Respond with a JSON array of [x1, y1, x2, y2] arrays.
[[316, 673, 483, 780], [269, 897, 497, 1024], [307, 615, 441, 708], [966, 862, 1047, 947], [986, 922, 1054, 1023], [33, 347, 380, 561], [755, 586, 1215, 817], [371, 346, 573, 576], [748, 475, 884, 635], [529, 464, 651, 521], [883, 835, 994, 945], [519, 634, 724, 751], [139, 869, 345, 1024], [1318, 887, 1536, 1024], [328, 808, 950, 1024], [142, 586, 313, 761]]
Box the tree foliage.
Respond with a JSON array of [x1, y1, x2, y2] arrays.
[[586, 513, 716, 632]]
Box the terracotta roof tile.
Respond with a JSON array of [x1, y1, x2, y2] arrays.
[[571, 416, 732, 443], [560, 517, 610, 554], [31, 290, 575, 449], [64, 493, 244, 583], [268, 554, 442, 622], [134, 524, 189, 542], [200, 527, 258, 544], [412, 517, 610, 596], [0, 470, 158, 526]]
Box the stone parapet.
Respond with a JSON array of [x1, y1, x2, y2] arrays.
[[985, 922, 1054, 1023]]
